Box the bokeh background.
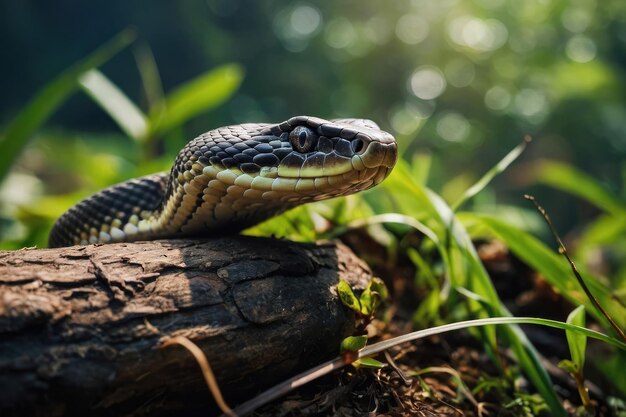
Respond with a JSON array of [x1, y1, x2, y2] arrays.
[[1, 0, 625, 250]]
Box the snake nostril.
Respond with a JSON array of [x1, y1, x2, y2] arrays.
[[351, 138, 364, 154]]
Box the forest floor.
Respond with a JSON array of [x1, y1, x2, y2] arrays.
[[254, 238, 618, 417]]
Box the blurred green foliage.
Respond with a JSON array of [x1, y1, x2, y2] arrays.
[[2, 0, 625, 243], [1, 0, 625, 410]]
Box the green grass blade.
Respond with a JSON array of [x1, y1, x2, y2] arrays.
[[454, 236, 565, 416], [0, 29, 135, 183], [530, 160, 626, 215], [577, 213, 626, 257], [79, 69, 148, 142], [362, 316, 626, 356], [382, 162, 565, 415], [462, 213, 625, 329], [133, 43, 164, 110], [428, 189, 501, 301], [566, 306, 587, 369], [150, 63, 244, 135], [380, 160, 446, 226], [337, 213, 440, 246], [452, 137, 530, 212], [245, 205, 317, 241], [410, 152, 432, 185]]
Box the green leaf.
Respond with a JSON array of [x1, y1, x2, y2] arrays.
[[598, 353, 626, 396], [452, 137, 529, 212], [369, 277, 389, 301], [566, 305, 587, 370], [340, 335, 368, 353], [133, 42, 164, 109], [0, 29, 135, 183], [150, 63, 243, 135], [412, 290, 444, 327], [337, 280, 361, 314], [359, 287, 374, 316], [245, 205, 317, 241], [558, 359, 579, 374], [530, 160, 626, 215], [380, 161, 567, 417], [407, 248, 438, 289], [362, 317, 626, 358], [79, 69, 148, 141], [551, 61, 619, 100], [353, 357, 386, 369], [576, 213, 626, 256], [411, 152, 432, 185], [358, 278, 388, 316], [462, 213, 625, 329]]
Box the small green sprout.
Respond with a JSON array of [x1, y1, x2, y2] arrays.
[[339, 335, 385, 369], [337, 278, 389, 369], [559, 305, 594, 415], [337, 277, 388, 320]]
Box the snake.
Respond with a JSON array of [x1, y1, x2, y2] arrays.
[[48, 116, 398, 248]]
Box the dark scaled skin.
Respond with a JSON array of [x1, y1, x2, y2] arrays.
[[49, 116, 398, 247]]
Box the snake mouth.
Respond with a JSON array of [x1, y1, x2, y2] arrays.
[[236, 164, 394, 205], [278, 143, 397, 178], [257, 139, 397, 199]]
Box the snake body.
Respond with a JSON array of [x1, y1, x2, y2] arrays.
[[49, 116, 397, 248]]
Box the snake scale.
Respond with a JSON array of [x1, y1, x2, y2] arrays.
[[49, 116, 398, 247]]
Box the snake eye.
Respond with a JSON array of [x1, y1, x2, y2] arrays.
[[289, 126, 317, 153]]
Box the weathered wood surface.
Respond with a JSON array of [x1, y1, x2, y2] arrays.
[[0, 237, 372, 416]]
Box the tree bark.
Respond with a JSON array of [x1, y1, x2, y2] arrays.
[[0, 237, 372, 417]]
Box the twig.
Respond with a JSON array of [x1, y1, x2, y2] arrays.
[[524, 194, 626, 342], [162, 336, 237, 417], [383, 350, 411, 386]]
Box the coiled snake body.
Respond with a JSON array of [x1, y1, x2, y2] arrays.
[[49, 116, 397, 247]]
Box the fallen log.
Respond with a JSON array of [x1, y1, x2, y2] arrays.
[[0, 237, 372, 416]]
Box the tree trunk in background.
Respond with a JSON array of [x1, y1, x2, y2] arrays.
[[0, 237, 372, 417]]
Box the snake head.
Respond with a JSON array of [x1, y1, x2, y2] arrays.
[[253, 115, 398, 201], [174, 115, 398, 233]]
